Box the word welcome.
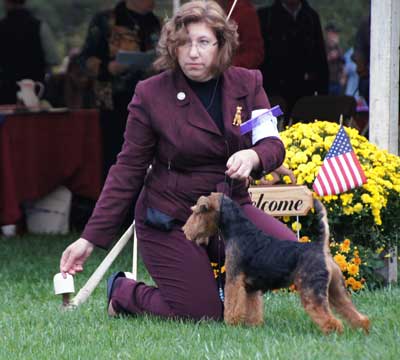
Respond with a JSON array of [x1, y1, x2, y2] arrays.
[[249, 185, 313, 217]]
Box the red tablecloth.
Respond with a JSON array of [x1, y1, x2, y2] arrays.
[[0, 109, 102, 225]]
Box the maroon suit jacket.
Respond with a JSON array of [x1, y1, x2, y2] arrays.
[[82, 67, 285, 248]]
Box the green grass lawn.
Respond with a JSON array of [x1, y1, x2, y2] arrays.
[[0, 234, 399, 360]]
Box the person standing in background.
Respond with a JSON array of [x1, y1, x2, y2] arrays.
[[324, 23, 345, 96], [352, 14, 370, 104], [216, 0, 264, 69], [79, 0, 161, 181], [0, 0, 60, 104], [343, 47, 359, 98], [258, 0, 329, 113]]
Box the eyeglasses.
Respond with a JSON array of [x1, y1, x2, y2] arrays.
[[180, 39, 218, 51]]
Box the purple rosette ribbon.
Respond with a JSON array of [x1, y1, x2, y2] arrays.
[[240, 105, 283, 135]]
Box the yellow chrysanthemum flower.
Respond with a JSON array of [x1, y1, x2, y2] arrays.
[[291, 221, 302, 231], [334, 254, 348, 271], [376, 247, 384, 255], [347, 263, 359, 276]]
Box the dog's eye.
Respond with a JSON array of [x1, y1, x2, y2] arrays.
[[199, 204, 209, 213]]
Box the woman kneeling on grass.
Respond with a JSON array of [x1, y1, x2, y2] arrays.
[[59, 0, 296, 320]]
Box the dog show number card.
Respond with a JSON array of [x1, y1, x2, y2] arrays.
[[249, 185, 313, 217]]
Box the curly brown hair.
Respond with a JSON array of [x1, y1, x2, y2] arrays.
[[153, 0, 239, 74]]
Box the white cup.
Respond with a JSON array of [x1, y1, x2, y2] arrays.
[[53, 273, 75, 295], [1, 224, 16, 237]]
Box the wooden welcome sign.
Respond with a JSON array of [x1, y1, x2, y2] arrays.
[[249, 185, 313, 217]]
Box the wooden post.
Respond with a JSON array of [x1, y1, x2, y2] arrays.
[[370, 0, 399, 155], [376, 247, 398, 285], [370, 0, 399, 284]]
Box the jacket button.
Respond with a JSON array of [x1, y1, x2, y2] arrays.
[[177, 92, 186, 101]]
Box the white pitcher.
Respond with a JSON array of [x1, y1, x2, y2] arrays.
[[16, 79, 44, 109]]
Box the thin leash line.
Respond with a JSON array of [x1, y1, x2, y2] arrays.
[[216, 141, 235, 303], [205, 76, 220, 111], [226, 0, 238, 21]]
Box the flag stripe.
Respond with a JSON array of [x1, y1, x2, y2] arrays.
[[313, 169, 329, 196], [338, 154, 356, 188], [318, 167, 333, 195], [330, 157, 348, 192], [324, 160, 341, 194], [343, 152, 363, 186], [312, 180, 323, 196], [350, 152, 367, 183], [332, 156, 351, 191]]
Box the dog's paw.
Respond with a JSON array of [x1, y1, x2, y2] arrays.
[[358, 316, 370, 334], [322, 318, 344, 334]]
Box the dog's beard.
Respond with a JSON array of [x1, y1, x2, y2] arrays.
[[183, 225, 209, 245], [183, 219, 212, 246], [193, 234, 210, 246]]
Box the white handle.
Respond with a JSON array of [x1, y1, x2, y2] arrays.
[[35, 81, 45, 99], [69, 223, 134, 307]]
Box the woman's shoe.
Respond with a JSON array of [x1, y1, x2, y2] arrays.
[[106, 271, 125, 316]]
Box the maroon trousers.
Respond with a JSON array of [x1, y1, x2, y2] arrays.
[[111, 195, 297, 320]]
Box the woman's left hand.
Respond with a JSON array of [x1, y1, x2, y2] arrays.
[[226, 149, 260, 180]]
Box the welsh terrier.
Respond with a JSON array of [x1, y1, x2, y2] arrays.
[[183, 192, 370, 334]]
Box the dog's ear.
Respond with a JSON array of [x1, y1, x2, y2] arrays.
[[209, 192, 222, 209], [197, 196, 210, 213], [191, 196, 209, 214]]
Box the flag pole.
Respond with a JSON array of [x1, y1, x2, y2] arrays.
[[339, 114, 344, 126]]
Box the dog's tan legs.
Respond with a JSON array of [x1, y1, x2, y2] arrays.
[[327, 260, 370, 333], [297, 284, 344, 334], [245, 290, 264, 326], [224, 273, 248, 325]]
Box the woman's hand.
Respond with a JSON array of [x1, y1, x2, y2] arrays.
[[60, 238, 94, 277], [226, 149, 260, 180], [86, 56, 101, 77], [108, 60, 128, 76]]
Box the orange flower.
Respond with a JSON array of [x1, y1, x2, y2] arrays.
[[346, 276, 356, 287], [334, 254, 348, 271], [347, 263, 359, 276], [340, 241, 350, 253], [351, 281, 363, 291], [299, 236, 311, 243]]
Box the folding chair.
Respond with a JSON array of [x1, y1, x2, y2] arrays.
[[289, 95, 357, 126], [268, 96, 289, 131]]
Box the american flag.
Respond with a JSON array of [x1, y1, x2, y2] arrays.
[[313, 126, 367, 196]]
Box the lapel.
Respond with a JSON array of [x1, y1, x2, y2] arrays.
[[172, 69, 220, 135], [172, 68, 250, 137]]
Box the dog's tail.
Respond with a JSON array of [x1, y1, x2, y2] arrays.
[[313, 198, 330, 254]]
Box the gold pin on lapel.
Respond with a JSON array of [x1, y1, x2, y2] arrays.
[[232, 106, 242, 126]]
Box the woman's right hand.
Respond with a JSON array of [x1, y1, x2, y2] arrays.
[[60, 238, 94, 277]]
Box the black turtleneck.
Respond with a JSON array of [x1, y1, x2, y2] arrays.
[[186, 76, 224, 133]]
